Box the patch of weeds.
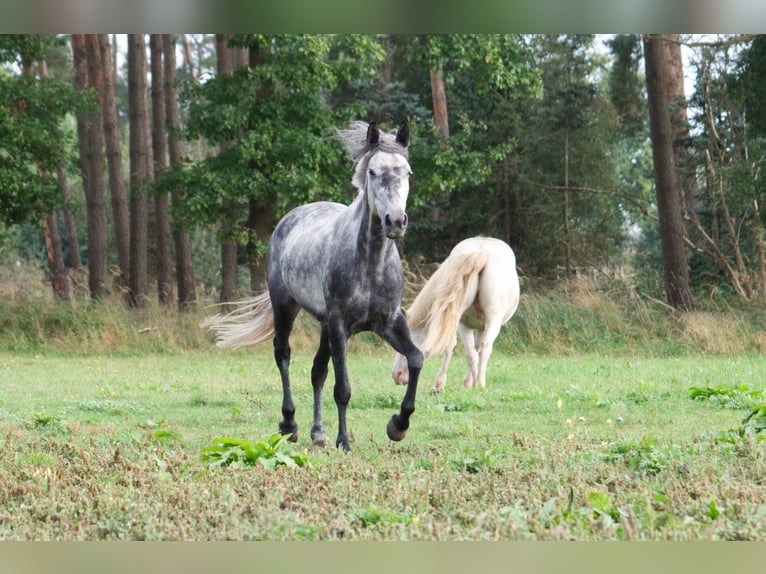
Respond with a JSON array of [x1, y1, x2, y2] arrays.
[[67, 399, 143, 416], [349, 504, 414, 528], [150, 429, 183, 444], [293, 524, 323, 540], [25, 412, 67, 434], [689, 385, 763, 409], [450, 448, 502, 473], [434, 394, 486, 413], [601, 437, 671, 475], [713, 404, 766, 444], [21, 450, 58, 467], [372, 393, 400, 409], [200, 433, 311, 469], [188, 395, 237, 408]]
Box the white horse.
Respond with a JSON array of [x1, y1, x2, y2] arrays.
[[392, 236, 520, 393]]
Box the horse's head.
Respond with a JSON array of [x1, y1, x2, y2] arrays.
[[364, 122, 412, 240]]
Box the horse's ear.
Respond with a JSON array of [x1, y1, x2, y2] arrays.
[[395, 121, 410, 148], [366, 122, 380, 149]]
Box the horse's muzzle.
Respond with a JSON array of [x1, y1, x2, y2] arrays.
[[384, 213, 408, 239]]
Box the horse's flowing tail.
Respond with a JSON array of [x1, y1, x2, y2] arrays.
[[407, 251, 488, 357], [200, 291, 274, 349]]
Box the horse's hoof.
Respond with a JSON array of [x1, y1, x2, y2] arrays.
[[279, 422, 298, 442], [335, 438, 351, 452], [386, 416, 407, 442], [430, 386, 444, 394], [311, 432, 328, 447]]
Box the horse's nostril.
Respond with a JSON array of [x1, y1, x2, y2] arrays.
[[385, 214, 392, 227], [402, 213, 408, 227]]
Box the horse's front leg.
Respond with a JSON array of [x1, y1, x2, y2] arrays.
[[328, 316, 352, 451], [382, 312, 423, 441]]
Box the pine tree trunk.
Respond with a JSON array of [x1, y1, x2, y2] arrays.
[[643, 34, 694, 311], [56, 161, 82, 273], [93, 34, 131, 289], [127, 34, 150, 308], [430, 63, 449, 138], [216, 34, 239, 303], [163, 34, 197, 310], [72, 34, 109, 299], [150, 34, 174, 305], [34, 61, 70, 300]]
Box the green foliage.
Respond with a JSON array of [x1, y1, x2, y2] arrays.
[[349, 504, 414, 528], [714, 404, 766, 444], [0, 35, 81, 227], [601, 437, 673, 475], [200, 433, 311, 469], [688, 384, 763, 408]]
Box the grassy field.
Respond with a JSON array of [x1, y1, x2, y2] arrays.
[[1, 348, 764, 540]]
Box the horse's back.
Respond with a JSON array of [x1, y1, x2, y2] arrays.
[[268, 201, 347, 317]]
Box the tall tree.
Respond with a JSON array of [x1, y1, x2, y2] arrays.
[[34, 59, 69, 299], [215, 33, 239, 303], [150, 34, 174, 305], [643, 34, 694, 310], [127, 34, 150, 308], [72, 33, 109, 298], [163, 33, 197, 309], [92, 34, 130, 289]]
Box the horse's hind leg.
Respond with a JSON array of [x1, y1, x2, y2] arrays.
[[273, 300, 300, 441], [309, 325, 331, 447], [477, 317, 503, 388], [382, 312, 423, 442], [458, 323, 479, 389]]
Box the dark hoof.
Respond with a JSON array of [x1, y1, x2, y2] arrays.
[[335, 437, 351, 452], [386, 416, 407, 442], [279, 421, 298, 443]]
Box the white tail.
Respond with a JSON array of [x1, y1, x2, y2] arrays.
[[407, 251, 488, 357], [200, 291, 274, 349]]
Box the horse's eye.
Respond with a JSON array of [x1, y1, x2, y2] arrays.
[[368, 169, 376, 177]]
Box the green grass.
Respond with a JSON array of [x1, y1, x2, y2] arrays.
[[0, 350, 764, 540]]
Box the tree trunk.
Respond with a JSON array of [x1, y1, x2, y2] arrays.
[[34, 61, 70, 300], [93, 34, 131, 289], [163, 34, 197, 310], [430, 63, 449, 138], [216, 34, 239, 303], [127, 34, 150, 308], [643, 34, 693, 310], [57, 161, 82, 273], [150, 34, 174, 305], [72, 34, 109, 299], [245, 42, 275, 289]]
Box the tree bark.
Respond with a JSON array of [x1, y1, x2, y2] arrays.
[[163, 34, 197, 310], [430, 63, 449, 138], [72, 34, 109, 299], [643, 34, 694, 310], [127, 34, 150, 308], [93, 34, 131, 289], [150, 34, 174, 305], [33, 60, 70, 300], [57, 161, 82, 273], [216, 34, 239, 303]]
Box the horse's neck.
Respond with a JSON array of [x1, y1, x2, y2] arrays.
[[350, 192, 392, 265]]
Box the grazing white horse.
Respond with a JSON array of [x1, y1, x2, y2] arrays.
[[392, 236, 520, 393]]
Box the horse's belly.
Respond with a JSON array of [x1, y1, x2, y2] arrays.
[[460, 306, 484, 331]]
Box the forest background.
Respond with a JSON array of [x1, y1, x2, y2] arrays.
[[1, 34, 766, 354]]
